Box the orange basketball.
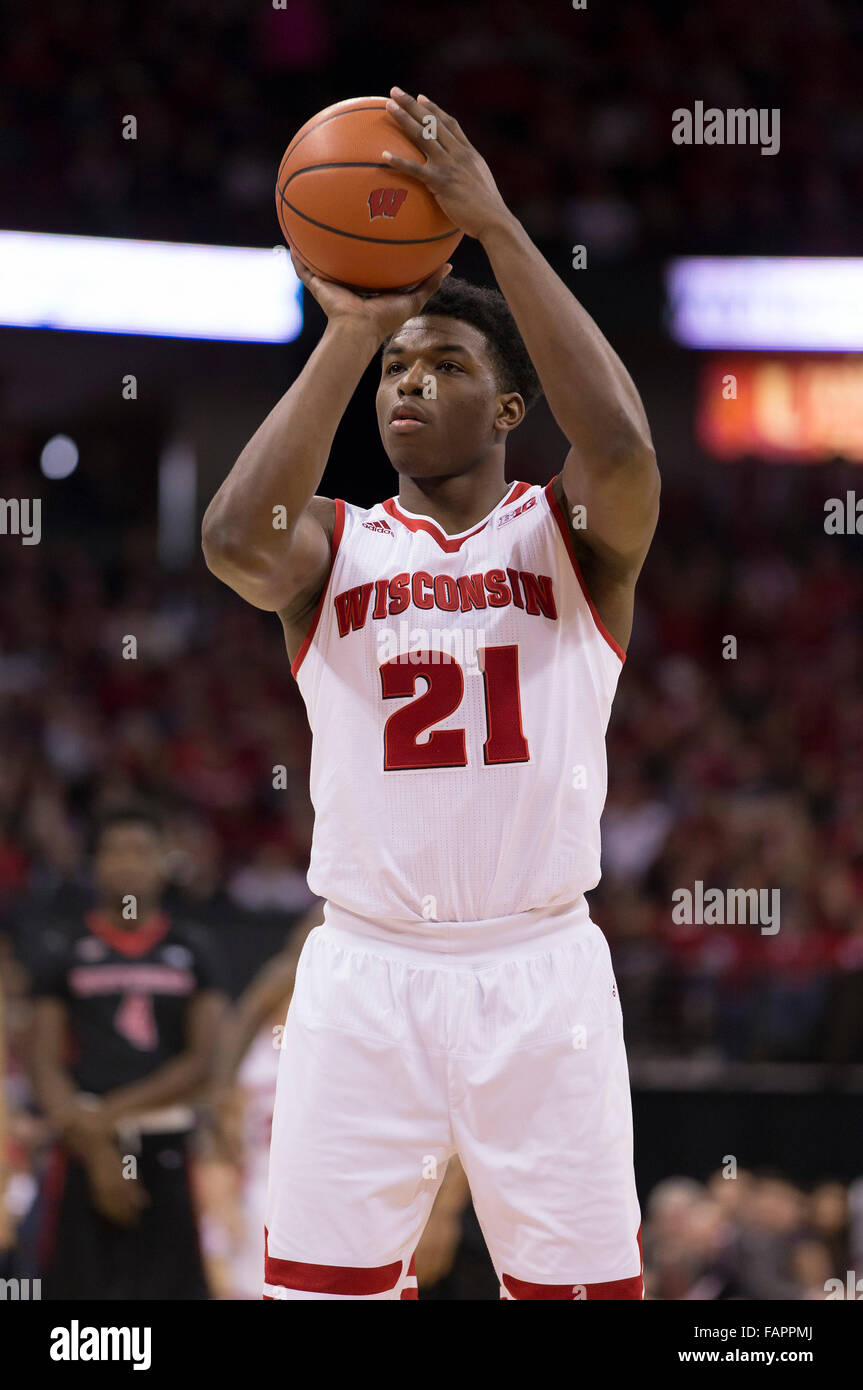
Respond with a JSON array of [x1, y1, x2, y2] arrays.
[[276, 96, 463, 293]]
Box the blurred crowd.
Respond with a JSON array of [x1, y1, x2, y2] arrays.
[[2, 0, 861, 259], [643, 1170, 863, 1301]]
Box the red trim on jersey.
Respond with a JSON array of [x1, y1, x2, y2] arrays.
[[544, 477, 626, 665], [84, 910, 171, 959], [290, 498, 347, 679], [382, 481, 531, 553], [501, 1268, 643, 1300]]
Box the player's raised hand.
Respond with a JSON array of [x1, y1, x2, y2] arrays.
[[289, 244, 452, 341], [381, 88, 511, 242]]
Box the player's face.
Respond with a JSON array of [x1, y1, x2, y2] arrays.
[[94, 823, 167, 911], [377, 315, 517, 478]]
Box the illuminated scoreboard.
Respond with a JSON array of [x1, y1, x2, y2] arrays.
[[666, 258, 863, 464]]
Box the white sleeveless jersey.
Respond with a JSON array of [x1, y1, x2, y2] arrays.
[[292, 477, 625, 925]]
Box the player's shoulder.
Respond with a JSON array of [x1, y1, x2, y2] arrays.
[[166, 916, 228, 987]]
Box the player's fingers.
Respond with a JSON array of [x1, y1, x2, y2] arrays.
[[380, 149, 430, 182], [408, 263, 452, 311], [417, 94, 469, 147], [289, 248, 315, 284], [386, 90, 451, 156]]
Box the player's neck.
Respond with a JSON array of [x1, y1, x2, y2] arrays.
[[397, 461, 510, 536]]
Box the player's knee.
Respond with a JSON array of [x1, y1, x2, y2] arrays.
[[500, 1271, 644, 1300]]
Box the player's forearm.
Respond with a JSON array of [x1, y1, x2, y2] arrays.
[[212, 957, 297, 1087], [100, 1051, 210, 1124], [480, 213, 654, 463], [30, 1058, 80, 1132], [202, 317, 381, 559]]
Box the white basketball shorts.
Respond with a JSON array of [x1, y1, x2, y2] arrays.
[[263, 896, 643, 1300]]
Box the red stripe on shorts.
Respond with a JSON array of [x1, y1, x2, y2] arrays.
[[502, 1269, 643, 1300], [264, 1229, 402, 1295]]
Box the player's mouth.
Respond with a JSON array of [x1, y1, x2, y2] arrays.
[[389, 403, 429, 432]]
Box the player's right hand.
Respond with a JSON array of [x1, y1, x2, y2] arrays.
[[289, 245, 452, 341], [85, 1141, 149, 1227]]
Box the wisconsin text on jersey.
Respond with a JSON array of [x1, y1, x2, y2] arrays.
[[335, 569, 557, 633], [338, 487, 554, 633]]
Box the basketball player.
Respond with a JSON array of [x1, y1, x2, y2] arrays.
[[202, 88, 660, 1301], [29, 807, 226, 1299]]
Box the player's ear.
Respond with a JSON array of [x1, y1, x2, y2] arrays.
[[494, 392, 525, 433]]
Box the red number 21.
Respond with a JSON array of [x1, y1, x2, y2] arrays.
[[380, 644, 530, 771]]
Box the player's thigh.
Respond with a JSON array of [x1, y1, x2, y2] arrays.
[[265, 927, 452, 1298], [453, 927, 643, 1298]]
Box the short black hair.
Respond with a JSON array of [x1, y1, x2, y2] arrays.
[[381, 276, 543, 414], [90, 804, 163, 855]]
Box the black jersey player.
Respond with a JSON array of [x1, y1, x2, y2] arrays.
[[29, 807, 226, 1300]]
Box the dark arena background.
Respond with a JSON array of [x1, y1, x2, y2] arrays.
[[1, 0, 862, 1358]]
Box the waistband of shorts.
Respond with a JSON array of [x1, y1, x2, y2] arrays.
[[319, 897, 595, 966]]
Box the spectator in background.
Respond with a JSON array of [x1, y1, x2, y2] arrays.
[[28, 806, 226, 1299]]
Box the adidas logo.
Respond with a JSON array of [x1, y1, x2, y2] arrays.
[[363, 518, 395, 536]]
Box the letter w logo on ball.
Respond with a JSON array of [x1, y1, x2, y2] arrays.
[[368, 188, 408, 220]]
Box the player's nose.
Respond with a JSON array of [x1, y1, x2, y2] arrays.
[[397, 361, 427, 393]]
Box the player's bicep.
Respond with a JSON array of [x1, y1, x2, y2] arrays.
[[559, 445, 660, 576], [275, 498, 336, 621], [204, 495, 335, 614]]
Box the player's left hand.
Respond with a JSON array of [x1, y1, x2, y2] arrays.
[[381, 88, 512, 242]]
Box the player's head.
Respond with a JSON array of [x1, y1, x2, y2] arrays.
[[91, 805, 167, 914], [376, 276, 542, 479]]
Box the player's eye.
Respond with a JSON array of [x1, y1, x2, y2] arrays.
[[384, 362, 404, 374], [439, 361, 462, 372]]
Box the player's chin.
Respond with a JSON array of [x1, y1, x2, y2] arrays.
[[386, 442, 442, 475]]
